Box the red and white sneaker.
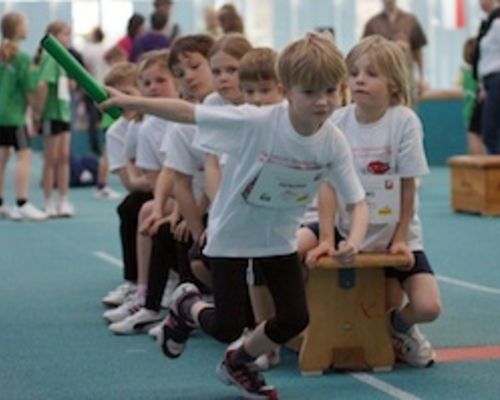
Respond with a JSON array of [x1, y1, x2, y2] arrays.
[[159, 283, 201, 359], [216, 349, 278, 400], [392, 325, 436, 368]]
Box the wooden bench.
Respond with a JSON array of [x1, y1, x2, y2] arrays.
[[297, 253, 411, 375], [448, 155, 500, 216]]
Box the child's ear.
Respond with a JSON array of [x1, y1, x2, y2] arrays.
[[275, 83, 285, 98], [281, 85, 290, 100]]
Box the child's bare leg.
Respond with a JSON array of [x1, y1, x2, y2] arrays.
[[14, 148, 32, 200], [386, 277, 405, 311], [191, 259, 212, 289], [467, 131, 486, 155], [296, 226, 319, 260], [56, 132, 70, 198], [0, 147, 10, 200], [42, 136, 58, 202], [249, 286, 274, 324], [97, 150, 109, 188], [400, 273, 441, 325]]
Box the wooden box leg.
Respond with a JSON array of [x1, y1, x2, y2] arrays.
[[299, 268, 394, 373]]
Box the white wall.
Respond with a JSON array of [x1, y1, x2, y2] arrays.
[[0, 0, 485, 89]]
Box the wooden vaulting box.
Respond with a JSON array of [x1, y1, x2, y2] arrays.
[[448, 155, 500, 216]]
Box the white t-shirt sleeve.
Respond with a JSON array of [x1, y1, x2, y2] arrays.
[[124, 121, 141, 160], [105, 118, 128, 173], [135, 119, 167, 171], [326, 127, 366, 204], [163, 126, 199, 176], [194, 104, 256, 156], [397, 110, 430, 178]]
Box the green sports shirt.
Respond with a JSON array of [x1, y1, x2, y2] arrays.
[[38, 52, 71, 123], [0, 51, 38, 126]]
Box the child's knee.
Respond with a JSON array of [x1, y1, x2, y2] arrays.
[[411, 298, 441, 322], [265, 312, 309, 344]]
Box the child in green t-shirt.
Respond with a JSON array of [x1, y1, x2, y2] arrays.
[[33, 21, 75, 217], [0, 12, 47, 221]]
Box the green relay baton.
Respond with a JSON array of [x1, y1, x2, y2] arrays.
[[40, 34, 122, 119]]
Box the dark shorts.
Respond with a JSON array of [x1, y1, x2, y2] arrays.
[[0, 126, 30, 151], [468, 99, 483, 135], [40, 120, 70, 136], [304, 222, 434, 284]]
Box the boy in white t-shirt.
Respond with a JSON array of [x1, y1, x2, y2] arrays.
[[102, 33, 368, 400], [300, 36, 441, 369]]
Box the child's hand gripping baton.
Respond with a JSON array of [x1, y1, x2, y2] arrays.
[[40, 34, 122, 119]]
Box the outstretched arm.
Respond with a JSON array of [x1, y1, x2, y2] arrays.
[[100, 86, 196, 124]]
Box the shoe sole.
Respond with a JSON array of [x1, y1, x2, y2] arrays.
[[215, 362, 277, 400], [110, 318, 163, 335], [159, 323, 186, 358]]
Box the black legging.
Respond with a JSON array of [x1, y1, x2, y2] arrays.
[[116, 191, 153, 282], [199, 253, 309, 345]]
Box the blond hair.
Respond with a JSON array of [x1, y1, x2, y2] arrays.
[[104, 62, 138, 88], [346, 35, 410, 106], [0, 12, 24, 62], [136, 49, 170, 79], [208, 33, 252, 61], [239, 47, 278, 83], [278, 32, 346, 90], [34, 20, 70, 64]]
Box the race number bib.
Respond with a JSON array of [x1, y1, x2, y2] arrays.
[[242, 162, 326, 209], [57, 76, 70, 102], [360, 174, 400, 224]]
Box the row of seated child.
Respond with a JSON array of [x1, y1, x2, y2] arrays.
[[99, 31, 441, 400]]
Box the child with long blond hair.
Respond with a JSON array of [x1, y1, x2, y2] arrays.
[[0, 12, 47, 221], [33, 21, 74, 217], [301, 35, 441, 368]]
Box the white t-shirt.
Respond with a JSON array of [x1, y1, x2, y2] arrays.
[[193, 92, 231, 156], [162, 124, 206, 202], [136, 115, 171, 171], [82, 42, 109, 84], [332, 104, 429, 251], [124, 120, 142, 160], [478, 19, 500, 78], [194, 102, 365, 257], [106, 117, 130, 173]]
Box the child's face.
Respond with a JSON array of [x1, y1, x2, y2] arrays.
[[240, 79, 283, 106], [114, 82, 141, 118], [210, 50, 243, 104], [56, 27, 71, 48], [347, 53, 392, 110], [16, 18, 28, 40], [171, 51, 214, 102], [140, 63, 177, 98], [285, 85, 338, 135]]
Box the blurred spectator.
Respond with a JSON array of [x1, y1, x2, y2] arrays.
[[130, 11, 170, 62], [153, 0, 181, 41], [218, 4, 244, 34], [82, 27, 108, 84], [473, 0, 500, 154], [363, 0, 427, 96], [202, 5, 223, 39], [106, 13, 145, 62]]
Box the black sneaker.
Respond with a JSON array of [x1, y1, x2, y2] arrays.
[[159, 283, 200, 358], [216, 349, 278, 400]]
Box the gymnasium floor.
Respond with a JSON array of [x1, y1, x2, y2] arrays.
[[1, 155, 500, 400]]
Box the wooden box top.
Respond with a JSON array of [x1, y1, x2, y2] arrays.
[[448, 155, 500, 168]]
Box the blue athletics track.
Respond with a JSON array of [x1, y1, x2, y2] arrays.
[[1, 154, 500, 400]]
